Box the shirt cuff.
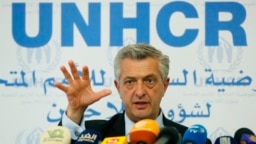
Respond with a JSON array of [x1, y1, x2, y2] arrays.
[[62, 113, 84, 140]]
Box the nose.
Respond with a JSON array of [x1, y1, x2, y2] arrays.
[[135, 81, 146, 97]]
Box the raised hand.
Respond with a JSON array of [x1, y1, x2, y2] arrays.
[[54, 60, 112, 124]]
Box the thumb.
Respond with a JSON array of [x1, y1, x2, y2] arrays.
[[97, 89, 112, 99]]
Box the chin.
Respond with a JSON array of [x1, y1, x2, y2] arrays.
[[134, 111, 151, 119]]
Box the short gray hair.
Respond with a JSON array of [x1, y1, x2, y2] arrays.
[[114, 43, 169, 81]]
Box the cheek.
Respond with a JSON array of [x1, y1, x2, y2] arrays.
[[157, 84, 166, 94], [120, 90, 134, 103], [151, 87, 165, 100], [119, 88, 129, 100], [119, 91, 125, 101]]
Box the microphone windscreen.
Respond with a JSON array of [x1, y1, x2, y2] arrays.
[[240, 134, 256, 144], [154, 127, 180, 144], [234, 127, 255, 144], [39, 126, 71, 144], [101, 136, 128, 144], [181, 124, 207, 144], [75, 129, 102, 144], [214, 136, 236, 144], [129, 119, 160, 144]]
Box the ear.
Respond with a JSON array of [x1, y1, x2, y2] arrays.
[[163, 77, 170, 91], [161, 77, 170, 98], [114, 80, 120, 90], [114, 80, 123, 100]]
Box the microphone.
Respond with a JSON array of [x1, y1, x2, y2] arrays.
[[214, 136, 236, 144], [75, 129, 102, 144], [39, 125, 71, 144], [240, 134, 256, 144], [154, 127, 180, 144], [181, 124, 208, 144], [234, 127, 255, 144], [129, 119, 160, 144], [101, 136, 128, 144]]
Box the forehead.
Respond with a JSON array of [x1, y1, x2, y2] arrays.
[[119, 57, 161, 78]]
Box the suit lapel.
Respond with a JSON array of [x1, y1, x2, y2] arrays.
[[103, 112, 126, 137]]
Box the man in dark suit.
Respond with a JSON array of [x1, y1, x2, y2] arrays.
[[55, 43, 211, 143]]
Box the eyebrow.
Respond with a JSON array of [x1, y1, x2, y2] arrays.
[[123, 74, 157, 80]]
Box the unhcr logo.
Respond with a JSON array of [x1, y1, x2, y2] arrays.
[[16, 40, 61, 72], [197, 37, 243, 71]]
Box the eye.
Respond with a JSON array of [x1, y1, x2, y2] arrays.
[[125, 79, 135, 85], [145, 78, 154, 84]]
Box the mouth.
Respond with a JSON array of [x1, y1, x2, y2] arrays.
[[133, 101, 149, 109]]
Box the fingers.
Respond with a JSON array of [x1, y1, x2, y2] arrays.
[[82, 66, 90, 81], [68, 60, 80, 80], [97, 89, 112, 98], [60, 65, 73, 84], [54, 81, 68, 92], [59, 60, 81, 84], [57, 60, 92, 93]]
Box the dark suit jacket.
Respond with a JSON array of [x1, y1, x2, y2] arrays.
[[61, 112, 212, 144]]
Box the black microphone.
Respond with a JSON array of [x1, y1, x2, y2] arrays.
[[154, 127, 180, 144], [75, 129, 102, 144], [234, 127, 255, 144]]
